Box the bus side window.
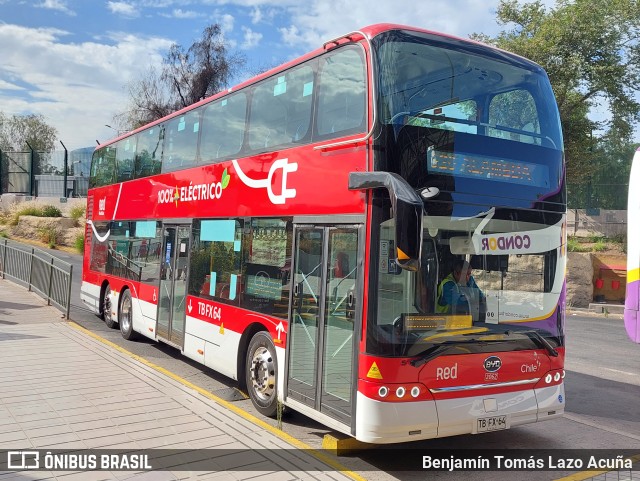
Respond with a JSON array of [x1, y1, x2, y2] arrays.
[[134, 127, 163, 178], [248, 65, 314, 152], [200, 93, 247, 163], [90, 146, 117, 188], [116, 138, 136, 183], [163, 110, 201, 172], [316, 46, 366, 138]]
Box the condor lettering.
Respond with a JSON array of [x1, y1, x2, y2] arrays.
[[481, 234, 531, 252]]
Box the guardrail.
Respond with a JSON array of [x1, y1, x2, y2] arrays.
[[0, 239, 73, 318]]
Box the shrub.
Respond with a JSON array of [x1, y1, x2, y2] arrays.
[[40, 205, 62, 217]]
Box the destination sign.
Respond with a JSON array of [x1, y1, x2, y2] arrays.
[[427, 149, 549, 188]]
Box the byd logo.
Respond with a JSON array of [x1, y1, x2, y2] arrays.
[[484, 356, 502, 372]]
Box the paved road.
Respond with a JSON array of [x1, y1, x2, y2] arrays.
[[5, 239, 640, 480]]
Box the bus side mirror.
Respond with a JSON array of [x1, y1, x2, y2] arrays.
[[349, 171, 423, 271]]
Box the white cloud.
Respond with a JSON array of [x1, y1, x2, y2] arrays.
[[217, 13, 235, 34], [36, 0, 76, 16], [274, 0, 502, 51], [0, 79, 24, 91], [250, 7, 262, 24], [0, 23, 172, 149], [241, 26, 262, 49], [107, 1, 140, 19], [166, 9, 203, 19], [278, 24, 300, 46]]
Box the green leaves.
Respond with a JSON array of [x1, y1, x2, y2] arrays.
[[478, 0, 640, 184], [221, 168, 230, 189]]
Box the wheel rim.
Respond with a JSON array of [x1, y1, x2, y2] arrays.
[[120, 293, 131, 333], [249, 346, 276, 403], [103, 289, 112, 323]]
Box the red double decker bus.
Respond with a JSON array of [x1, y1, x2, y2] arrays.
[[82, 24, 567, 443]]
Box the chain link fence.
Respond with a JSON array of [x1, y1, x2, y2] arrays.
[[0, 147, 92, 198]]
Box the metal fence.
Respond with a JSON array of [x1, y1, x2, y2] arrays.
[[0, 239, 73, 318], [0, 147, 92, 198]]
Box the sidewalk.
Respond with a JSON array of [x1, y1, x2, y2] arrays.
[[0, 279, 361, 480]]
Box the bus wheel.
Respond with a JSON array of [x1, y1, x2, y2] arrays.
[[119, 289, 137, 341], [246, 331, 278, 417], [103, 284, 117, 329]]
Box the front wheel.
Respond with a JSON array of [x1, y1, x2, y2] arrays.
[[245, 331, 278, 417], [102, 284, 118, 329], [119, 289, 138, 340]]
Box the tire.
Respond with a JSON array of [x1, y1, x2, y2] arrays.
[[102, 284, 118, 329], [245, 331, 279, 417], [119, 289, 138, 340]]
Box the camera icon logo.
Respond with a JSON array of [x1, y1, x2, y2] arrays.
[[7, 451, 40, 469]]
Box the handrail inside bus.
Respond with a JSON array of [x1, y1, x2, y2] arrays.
[[314, 30, 377, 152]]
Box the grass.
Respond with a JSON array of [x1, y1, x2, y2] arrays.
[[74, 233, 85, 253], [592, 241, 608, 252], [567, 237, 590, 252], [568, 235, 626, 253], [37, 226, 59, 249]]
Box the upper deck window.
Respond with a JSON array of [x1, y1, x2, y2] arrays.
[[375, 30, 562, 151], [134, 127, 163, 178], [163, 110, 201, 172], [316, 47, 366, 137], [248, 65, 314, 151], [373, 30, 564, 207], [200, 92, 247, 162]]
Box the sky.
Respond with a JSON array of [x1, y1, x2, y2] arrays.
[[0, 0, 564, 151]]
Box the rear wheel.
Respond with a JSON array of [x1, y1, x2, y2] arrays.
[[102, 284, 118, 329], [246, 331, 278, 417], [119, 289, 137, 340]]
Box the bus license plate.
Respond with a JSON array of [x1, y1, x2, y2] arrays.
[[477, 415, 507, 432]]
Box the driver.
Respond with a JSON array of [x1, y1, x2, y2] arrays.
[[435, 259, 484, 314]]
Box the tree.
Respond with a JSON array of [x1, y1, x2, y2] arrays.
[[119, 24, 245, 129], [0, 113, 58, 152], [473, 0, 640, 184]]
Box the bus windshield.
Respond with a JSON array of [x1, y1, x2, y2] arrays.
[[369, 214, 563, 358], [374, 30, 564, 208], [368, 30, 565, 358]]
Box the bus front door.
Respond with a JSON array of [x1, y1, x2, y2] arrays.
[[287, 225, 360, 426], [157, 224, 191, 348]]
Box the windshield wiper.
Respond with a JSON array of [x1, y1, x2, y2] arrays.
[[505, 329, 559, 357], [410, 339, 482, 368], [410, 343, 455, 368]]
